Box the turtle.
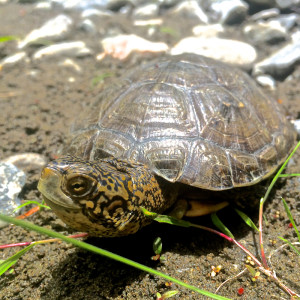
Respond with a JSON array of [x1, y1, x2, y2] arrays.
[[38, 54, 296, 237]]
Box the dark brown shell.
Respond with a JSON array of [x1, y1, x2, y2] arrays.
[[65, 54, 296, 190]]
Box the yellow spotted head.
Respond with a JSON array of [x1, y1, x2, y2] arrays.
[[38, 155, 168, 237]]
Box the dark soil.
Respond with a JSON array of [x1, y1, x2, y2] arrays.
[[0, 2, 299, 300]]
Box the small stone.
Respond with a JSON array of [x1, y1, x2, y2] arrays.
[[171, 37, 257, 66], [275, 0, 300, 9], [192, 24, 224, 37], [255, 75, 276, 90], [208, 0, 248, 24], [0, 163, 26, 228], [134, 19, 163, 26], [52, 0, 99, 10], [276, 14, 299, 31], [253, 34, 300, 77], [169, 0, 209, 24], [33, 41, 93, 60], [243, 20, 287, 44], [245, 0, 275, 6], [78, 19, 97, 34], [34, 1, 52, 9], [98, 34, 168, 60], [0, 52, 28, 68], [250, 8, 280, 21], [157, 0, 182, 8], [18, 15, 73, 49], [59, 59, 82, 72], [81, 8, 112, 18], [133, 4, 159, 18]]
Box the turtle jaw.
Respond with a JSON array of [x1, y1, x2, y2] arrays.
[[38, 166, 81, 210]]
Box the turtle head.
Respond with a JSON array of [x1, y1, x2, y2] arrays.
[[38, 155, 167, 237]]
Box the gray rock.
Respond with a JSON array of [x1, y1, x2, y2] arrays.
[[253, 32, 300, 77], [169, 0, 209, 24], [275, 0, 300, 9], [250, 8, 280, 21], [248, 0, 300, 7], [18, 15, 73, 49], [0, 162, 26, 228], [208, 0, 249, 24], [52, 0, 133, 11], [157, 0, 182, 8], [33, 41, 93, 60], [34, 1, 52, 9], [276, 14, 299, 30], [105, 0, 134, 12], [79, 19, 97, 34], [51, 0, 106, 10], [250, 11, 299, 31], [245, 0, 275, 6], [171, 36, 257, 66], [243, 20, 287, 44], [81, 8, 112, 18], [133, 4, 159, 18]]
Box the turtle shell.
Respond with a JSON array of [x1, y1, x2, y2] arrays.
[[65, 54, 296, 191]]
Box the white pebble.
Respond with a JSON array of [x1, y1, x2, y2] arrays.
[[18, 15, 73, 49], [255, 75, 276, 90], [171, 37, 257, 66], [33, 41, 92, 60], [0, 52, 28, 68]]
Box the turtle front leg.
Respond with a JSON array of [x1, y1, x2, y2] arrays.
[[169, 199, 229, 219]]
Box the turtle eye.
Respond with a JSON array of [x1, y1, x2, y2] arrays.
[[66, 176, 94, 197]]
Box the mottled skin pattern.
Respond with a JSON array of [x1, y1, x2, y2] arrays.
[[39, 155, 177, 236]]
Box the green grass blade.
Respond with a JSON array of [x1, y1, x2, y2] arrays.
[[0, 244, 34, 275], [235, 209, 259, 232], [211, 213, 235, 239], [13, 200, 51, 213], [245, 264, 257, 277], [0, 214, 230, 300], [141, 207, 191, 227], [262, 141, 300, 205], [279, 173, 300, 178], [0, 36, 19, 43], [161, 290, 179, 298], [153, 237, 162, 255], [91, 72, 114, 86], [278, 237, 300, 256], [281, 198, 300, 242], [159, 27, 179, 38]]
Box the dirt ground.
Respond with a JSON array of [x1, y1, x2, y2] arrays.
[[0, 2, 300, 300]]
